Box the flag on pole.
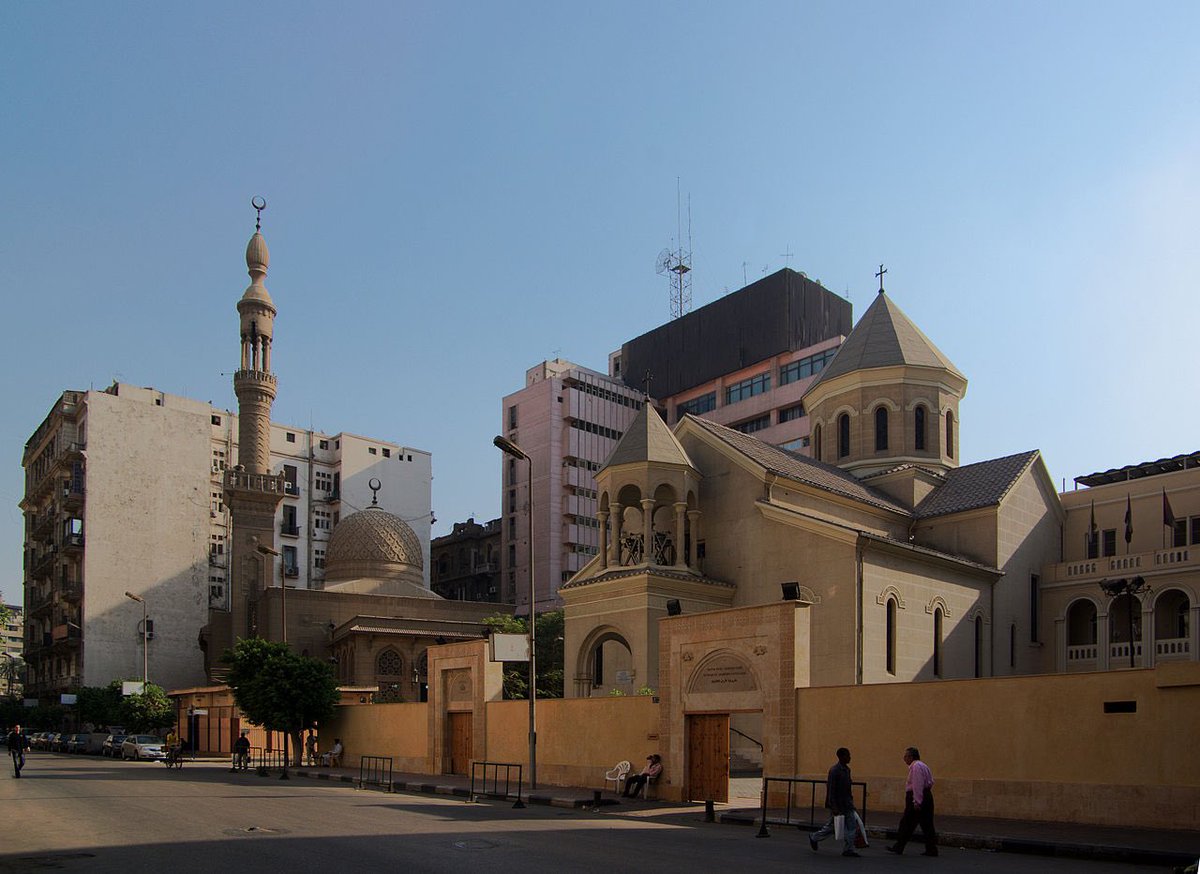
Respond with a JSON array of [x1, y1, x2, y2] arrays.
[[1163, 488, 1176, 528], [1124, 494, 1133, 545]]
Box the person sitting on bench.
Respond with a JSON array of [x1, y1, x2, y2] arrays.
[[622, 754, 662, 798], [321, 738, 344, 767]]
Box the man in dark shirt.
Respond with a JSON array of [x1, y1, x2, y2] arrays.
[[233, 731, 251, 771], [7, 724, 29, 777], [808, 747, 859, 857]]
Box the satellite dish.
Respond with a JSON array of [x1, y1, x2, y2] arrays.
[[655, 248, 672, 275]]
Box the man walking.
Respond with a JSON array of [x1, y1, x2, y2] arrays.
[[7, 724, 29, 778], [887, 746, 938, 857], [809, 747, 860, 857], [233, 730, 251, 771]]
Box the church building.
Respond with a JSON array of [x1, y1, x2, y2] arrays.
[[561, 281, 1064, 696]]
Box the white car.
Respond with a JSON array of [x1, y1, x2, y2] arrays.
[[121, 735, 166, 761]]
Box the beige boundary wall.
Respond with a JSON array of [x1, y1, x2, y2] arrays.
[[794, 662, 1200, 829]]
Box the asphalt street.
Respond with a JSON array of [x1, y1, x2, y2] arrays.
[[0, 753, 1169, 873]]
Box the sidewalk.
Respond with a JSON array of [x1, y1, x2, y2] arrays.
[[284, 763, 1197, 869]]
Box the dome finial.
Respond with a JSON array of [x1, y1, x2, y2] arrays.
[[252, 195, 266, 232], [369, 477, 382, 506]]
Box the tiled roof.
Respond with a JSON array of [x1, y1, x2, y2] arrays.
[[811, 291, 964, 387], [603, 404, 695, 470], [682, 415, 912, 515], [914, 450, 1040, 518]]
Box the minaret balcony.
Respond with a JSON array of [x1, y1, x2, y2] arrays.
[[224, 469, 288, 497], [234, 369, 278, 387]]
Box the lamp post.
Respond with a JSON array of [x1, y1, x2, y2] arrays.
[[124, 591, 148, 687], [1099, 576, 1151, 668], [493, 434, 537, 789], [255, 542, 290, 779]]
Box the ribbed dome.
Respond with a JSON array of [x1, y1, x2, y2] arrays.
[[325, 505, 424, 584]]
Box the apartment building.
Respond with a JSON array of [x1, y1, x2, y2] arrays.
[[430, 517, 501, 603], [19, 383, 430, 700], [499, 360, 645, 612], [1, 604, 23, 697]]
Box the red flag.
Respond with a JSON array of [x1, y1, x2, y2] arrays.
[[1124, 494, 1133, 545], [1163, 489, 1176, 527]]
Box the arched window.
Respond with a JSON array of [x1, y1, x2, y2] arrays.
[[376, 648, 403, 677], [945, 411, 955, 458], [974, 616, 983, 678], [933, 607, 943, 677], [875, 406, 888, 451], [886, 598, 897, 675], [914, 405, 926, 451], [838, 414, 850, 458], [813, 424, 822, 461]]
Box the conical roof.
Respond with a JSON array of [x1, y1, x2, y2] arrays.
[[602, 403, 695, 470], [811, 291, 962, 386]]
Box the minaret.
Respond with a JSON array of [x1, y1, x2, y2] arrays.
[[205, 200, 287, 678]]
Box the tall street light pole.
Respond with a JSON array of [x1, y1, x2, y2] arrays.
[[493, 434, 537, 789], [255, 542, 291, 779], [124, 591, 147, 687]]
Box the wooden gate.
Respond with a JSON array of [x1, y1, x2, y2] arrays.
[[448, 712, 472, 775], [686, 713, 729, 802]]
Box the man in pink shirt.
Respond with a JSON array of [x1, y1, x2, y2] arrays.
[[886, 746, 938, 857]]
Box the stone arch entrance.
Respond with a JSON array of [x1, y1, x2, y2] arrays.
[[576, 627, 635, 697]]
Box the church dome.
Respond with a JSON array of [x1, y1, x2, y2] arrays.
[[325, 505, 424, 579]]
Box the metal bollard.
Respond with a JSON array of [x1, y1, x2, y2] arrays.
[[704, 799, 715, 822]]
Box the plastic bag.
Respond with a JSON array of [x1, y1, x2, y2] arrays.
[[854, 811, 869, 847], [833, 815, 845, 841]]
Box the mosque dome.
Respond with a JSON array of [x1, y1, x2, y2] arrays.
[[323, 505, 427, 594]]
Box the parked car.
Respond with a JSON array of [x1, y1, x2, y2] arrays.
[[28, 732, 47, 750], [121, 735, 166, 761], [48, 732, 67, 752], [102, 734, 128, 757], [66, 734, 90, 754]]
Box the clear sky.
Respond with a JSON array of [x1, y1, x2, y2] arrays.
[[4, 1, 1198, 606]]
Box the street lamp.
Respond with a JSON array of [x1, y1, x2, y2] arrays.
[[255, 543, 287, 645], [255, 542, 290, 779], [1099, 576, 1151, 668], [493, 434, 537, 789], [124, 591, 148, 687]]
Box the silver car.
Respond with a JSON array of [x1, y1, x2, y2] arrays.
[[121, 734, 166, 761]]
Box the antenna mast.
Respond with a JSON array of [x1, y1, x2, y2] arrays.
[[655, 179, 693, 320]]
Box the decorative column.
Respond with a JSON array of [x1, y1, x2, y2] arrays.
[[1141, 603, 1154, 668], [609, 503, 622, 565], [673, 502, 687, 569], [687, 510, 702, 570], [597, 511, 609, 570], [1097, 613, 1110, 670], [641, 498, 655, 564]]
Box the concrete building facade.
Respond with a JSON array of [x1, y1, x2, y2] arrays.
[[499, 360, 645, 613], [431, 517, 501, 603]]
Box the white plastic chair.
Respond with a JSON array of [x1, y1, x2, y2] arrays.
[[605, 760, 631, 793]]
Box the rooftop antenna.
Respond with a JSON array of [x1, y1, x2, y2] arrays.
[[656, 178, 692, 319]]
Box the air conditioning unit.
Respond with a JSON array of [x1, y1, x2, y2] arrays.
[[488, 586, 497, 594]]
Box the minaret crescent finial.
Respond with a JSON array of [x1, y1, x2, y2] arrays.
[[252, 196, 267, 232], [369, 478, 382, 506]]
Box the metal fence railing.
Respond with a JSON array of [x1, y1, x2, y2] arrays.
[[756, 777, 869, 838], [469, 761, 525, 808], [255, 747, 288, 773], [229, 745, 261, 771], [358, 755, 393, 792]]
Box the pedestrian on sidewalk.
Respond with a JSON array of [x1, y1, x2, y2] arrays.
[[305, 729, 318, 766], [7, 724, 29, 778], [233, 731, 251, 771], [809, 747, 860, 857], [887, 746, 938, 857]]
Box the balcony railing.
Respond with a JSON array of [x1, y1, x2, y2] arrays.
[[1049, 546, 1197, 583], [1155, 637, 1191, 658], [280, 524, 300, 537], [32, 548, 57, 579], [284, 567, 299, 579], [224, 469, 288, 496], [284, 483, 300, 497], [62, 533, 85, 551]]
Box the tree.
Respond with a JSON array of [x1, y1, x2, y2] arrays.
[[483, 610, 564, 700], [120, 684, 174, 733], [223, 639, 340, 766], [76, 682, 124, 730]]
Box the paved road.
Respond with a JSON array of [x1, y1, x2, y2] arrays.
[[0, 753, 1169, 873]]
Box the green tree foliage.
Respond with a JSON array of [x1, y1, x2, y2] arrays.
[[120, 684, 174, 733], [483, 610, 564, 700], [223, 639, 340, 764], [76, 682, 124, 729]]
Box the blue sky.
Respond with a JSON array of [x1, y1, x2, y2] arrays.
[[3, 1, 1198, 605]]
